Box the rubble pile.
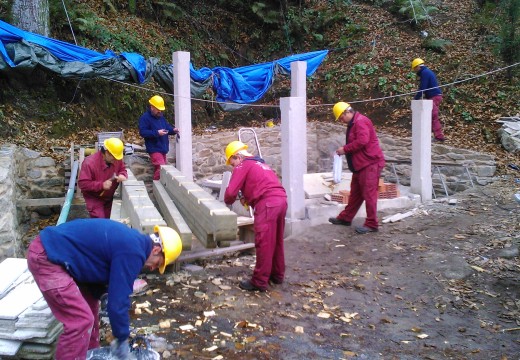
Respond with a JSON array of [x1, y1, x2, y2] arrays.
[[497, 116, 520, 153], [0, 258, 61, 359]]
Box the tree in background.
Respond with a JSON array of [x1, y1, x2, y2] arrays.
[[498, 0, 520, 81]]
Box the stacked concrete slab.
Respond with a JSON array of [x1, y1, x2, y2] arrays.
[[0, 258, 62, 359], [160, 166, 237, 248], [119, 170, 167, 233], [152, 180, 193, 251]]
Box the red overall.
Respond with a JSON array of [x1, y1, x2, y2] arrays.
[[78, 151, 127, 218], [224, 157, 287, 290], [27, 236, 100, 360], [336, 112, 385, 230]]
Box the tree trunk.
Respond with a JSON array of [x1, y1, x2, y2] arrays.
[[11, 0, 50, 37]]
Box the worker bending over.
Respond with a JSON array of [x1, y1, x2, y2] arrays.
[[224, 141, 287, 292], [26, 219, 182, 360]]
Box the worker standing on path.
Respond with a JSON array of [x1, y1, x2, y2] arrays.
[[26, 219, 182, 360], [328, 102, 386, 234], [78, 138, 127, 218], [223, 141, 288, 292], [138, 95, 179, 180], [412, 58, 445, 142]]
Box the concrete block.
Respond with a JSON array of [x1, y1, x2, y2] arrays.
[[0, 338, 22, 356], [153, 181, 192, 251], [0, 277, 42, 320], [161, 166, 237, 248], [0, 258, 28, 297]]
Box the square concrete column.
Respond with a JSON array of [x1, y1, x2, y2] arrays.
[[290, 61, 307, 102], [411, 100, 433, 202], [281, 97, 306, 220], [173, 51, 193, 181]]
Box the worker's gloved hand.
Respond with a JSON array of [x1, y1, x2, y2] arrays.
[[110, 339, 130, 360]]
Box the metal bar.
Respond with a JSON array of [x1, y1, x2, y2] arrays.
[[391, 163, 400, 186], [464, 165, 475, 188], [434, 165, 449, 197], [57, 160, 79, 225], [238, 128, 262, 158]]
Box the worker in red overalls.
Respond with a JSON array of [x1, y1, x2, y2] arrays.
[[328, 102, 386, 234], [224, 141, 287, 291], [78, 138, 127, 218]]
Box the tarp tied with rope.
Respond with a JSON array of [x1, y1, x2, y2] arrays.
[[0, 20, 328, 111]]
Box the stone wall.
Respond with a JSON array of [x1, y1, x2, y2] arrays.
[[125, 122, 496, 194], [0, 122, 498, 261], [0, 145, 19, 259]]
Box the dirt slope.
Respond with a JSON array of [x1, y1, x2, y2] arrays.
[[103, 178, 520, 360]]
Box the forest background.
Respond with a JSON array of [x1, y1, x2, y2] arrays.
[[0, 0, 519, 169]]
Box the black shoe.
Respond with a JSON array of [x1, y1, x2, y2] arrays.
[[239, 280, 265, 292], [328, 217, 351, 226], [433, 137, 445, 143], [269, 277, 283, 285], [355, 226, 378, 234]]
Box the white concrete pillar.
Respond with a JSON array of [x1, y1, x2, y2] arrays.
[[173, 51, 193, 180], [290, 61, 307, 174], [281, 97, 306, 220], [290, 61, 307, 101], [411, 100, 432, 202]]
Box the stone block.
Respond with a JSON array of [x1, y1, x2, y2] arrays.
[[161, 166, 237, 248], [153, 181, 192, 251]]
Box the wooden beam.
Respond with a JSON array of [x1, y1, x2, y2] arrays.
[[176, 242, 255, 263], [17, 198, 66, 207]]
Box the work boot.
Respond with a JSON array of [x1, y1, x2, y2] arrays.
[[269, 276, 283, 285], [239, 279, 265, 292], [328, 217, 351, 226], [355, 225, 378, 234]]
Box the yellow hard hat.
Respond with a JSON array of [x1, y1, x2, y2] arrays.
[[411, 58, 425, 70], [154, 225, 182, 274], [225, 140, 248, 165], [332, 102, 351, 121], [103, 138, 124, 160], [149, 95, 165, 111]]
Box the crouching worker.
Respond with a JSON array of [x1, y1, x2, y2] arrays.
[[26, 219, 182, 360], [223, 141, 288, 292], [78, 137, 128, 219]]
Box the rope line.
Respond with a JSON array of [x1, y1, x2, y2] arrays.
[[101, 60, 520, 110], [60, 0, 77, 45]]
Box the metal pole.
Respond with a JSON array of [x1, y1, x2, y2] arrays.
[[57, 160, 79, 225]]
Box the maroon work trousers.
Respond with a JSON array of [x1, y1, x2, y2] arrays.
[[337, 162, 383, 229], [84, 196, 113, 218], [431, 95, 444, 140], [27, 236, 100, 360], [150, 152, 167, 180], [250, 196, 288, 290]]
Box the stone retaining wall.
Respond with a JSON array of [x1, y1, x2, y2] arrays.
[[0, 122, 498, 261]]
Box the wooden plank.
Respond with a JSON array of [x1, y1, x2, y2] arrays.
[[177, 242, 255, 263], [17, 198, 66, 207]]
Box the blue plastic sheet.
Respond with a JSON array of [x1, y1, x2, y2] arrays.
[[0, 20, 328, 108]]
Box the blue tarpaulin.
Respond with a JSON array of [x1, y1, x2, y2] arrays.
[[0, 20, 328, 109]]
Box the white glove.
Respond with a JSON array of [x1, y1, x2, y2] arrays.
[[110, 339, 130, 360]]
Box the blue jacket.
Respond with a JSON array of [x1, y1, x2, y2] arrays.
[[138, 108, 177, 154], [40, 218, 152, 342], [414, 66, 442, 100]]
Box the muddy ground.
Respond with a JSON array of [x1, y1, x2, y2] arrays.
[[100, 178, 520, 360]]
